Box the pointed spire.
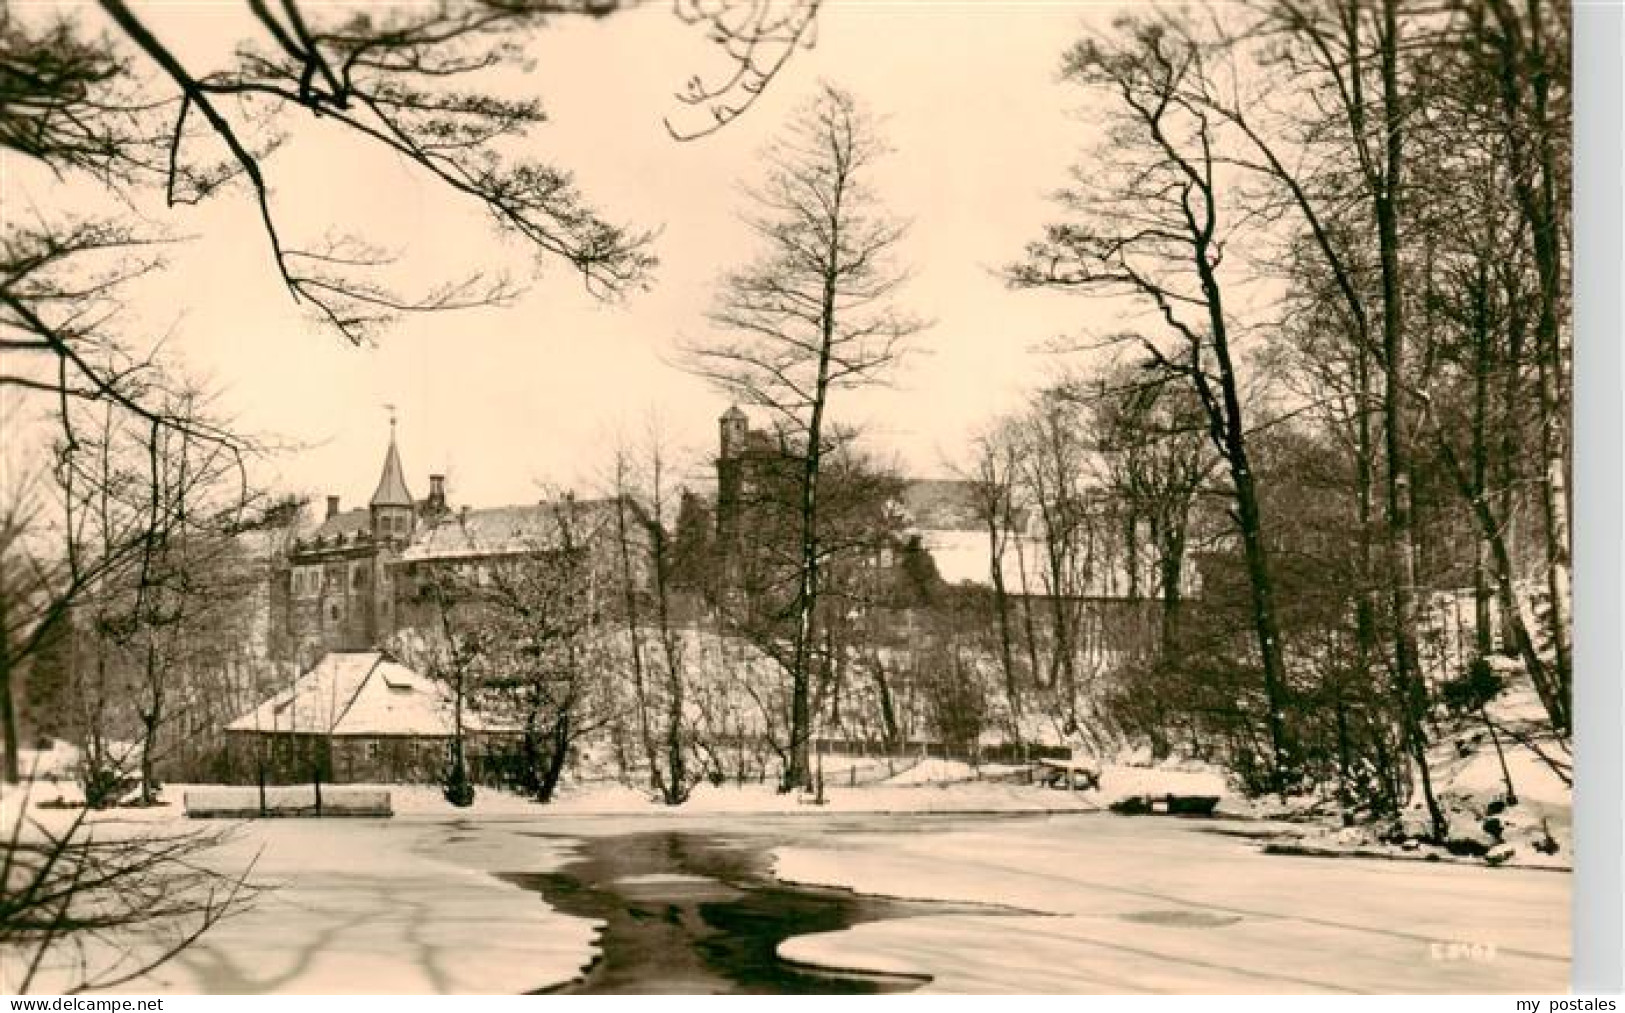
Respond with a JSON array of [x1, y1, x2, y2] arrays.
[[370, 416, 414, 508]]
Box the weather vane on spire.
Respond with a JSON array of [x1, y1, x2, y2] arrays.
[[384, 403, 398, 435]]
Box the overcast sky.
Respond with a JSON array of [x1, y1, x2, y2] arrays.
[[7, 1, 1125, 512]]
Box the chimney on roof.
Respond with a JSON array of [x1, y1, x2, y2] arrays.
[[326, 495, 340, 521], [427, 474, 446, 515]]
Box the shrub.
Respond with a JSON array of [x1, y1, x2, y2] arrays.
[[81, 765, 132, 810], [1439, 656, 1505, 715], [442, 751, 476, 808]]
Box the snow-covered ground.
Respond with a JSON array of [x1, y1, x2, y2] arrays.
[[0, 772, 1101, 994], [5, 699, 1572, 997], [4, 781, 1569, 995], [159, 821, 597, 994], [773, 816, 1570, 993], [1244, 674, 1574, 870], [422, 773, 1107, 816], [4, 804, 599, 995]]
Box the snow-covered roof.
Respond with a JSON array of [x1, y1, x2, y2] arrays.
[[919, 529, 1167, 599], [400, 499, 620, 562], [307, 507, 372, 543], [920, 529, 1049, 594], [226, 651, 500, 737], [899, 479, 984, 532]]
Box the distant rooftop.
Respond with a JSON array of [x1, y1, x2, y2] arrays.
[[400, 498, 624, 562], [898, 479, 983, 532], [226, 651, 510, 737]]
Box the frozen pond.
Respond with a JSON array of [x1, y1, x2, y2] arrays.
[[77, 811, 1568, 994], [501, 829, 990, 993]]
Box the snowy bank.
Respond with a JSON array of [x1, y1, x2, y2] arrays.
[[770, 814, 1569, 993], [1244, 676, 1573, 870]]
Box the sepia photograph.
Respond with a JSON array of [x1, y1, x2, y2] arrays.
[[0, 0, 1609, 996]]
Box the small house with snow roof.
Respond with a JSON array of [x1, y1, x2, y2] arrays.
[[224, 651, 516, 783]]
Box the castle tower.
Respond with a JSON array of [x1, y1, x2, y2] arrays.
[[370, 420, 416, 543], [715, 405, 754, 555], [719, 405, 748, 460]]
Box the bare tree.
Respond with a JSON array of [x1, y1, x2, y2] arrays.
[[1082, 365, 1216, 656], [1011, 20, 1298, 791], [667, 0, 823, 140], [683, 84, 924, 791], [609, 426, 703, 805], [399, 564, 488, 806], [2, 0, 823, 469], [0, 786, 259, 994], [1005, 391, 1096, 734], [463, 497, 620, 802], [1460, 0, 1571, 724], [1197, 0, 1447, 833], [960, 428, 1025, 735]]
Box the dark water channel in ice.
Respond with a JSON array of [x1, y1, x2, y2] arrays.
[[500, 829, 995, 994]]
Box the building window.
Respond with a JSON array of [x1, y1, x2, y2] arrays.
[[351, 564, 368, 590]]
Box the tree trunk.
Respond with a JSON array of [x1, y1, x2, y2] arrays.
[[1354, 340, 1380, 700], [138, 638, 163, 805], [1044, 537, 1078, 729], [1333, 672, 1354, 818], [785, 174, 846, 792], [786, 383, 826, 792], [1471, 265, 1496, 657], [1482, 706, 1518, 805], [1436, 431, 1564, 726], [1191, 205, 1295, 794], [652, 530, 690, 804], [1491, 0, 1571, 722], [1494, 271, 1526, 654], [1229, 447, 1295, 793], [1373, 0, 1445, 840], [613, 492, 662, 797], [872, 659, 900, 751], [0, 589, 18, 782], [987, 515, 1022, 727], [536, 710, 572, 803], [1157, 519, 1186, 656]]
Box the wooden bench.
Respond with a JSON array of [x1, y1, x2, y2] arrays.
[[185, 787, 393, 819]]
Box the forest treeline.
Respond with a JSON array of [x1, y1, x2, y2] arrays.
[[2, 0, 1570, 846]]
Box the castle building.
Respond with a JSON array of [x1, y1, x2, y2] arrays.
[[709, 405, 1166, 600], [269, 425, 632, 668], [268, 409, 1181, 668], [270, 424, 424, 664]]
